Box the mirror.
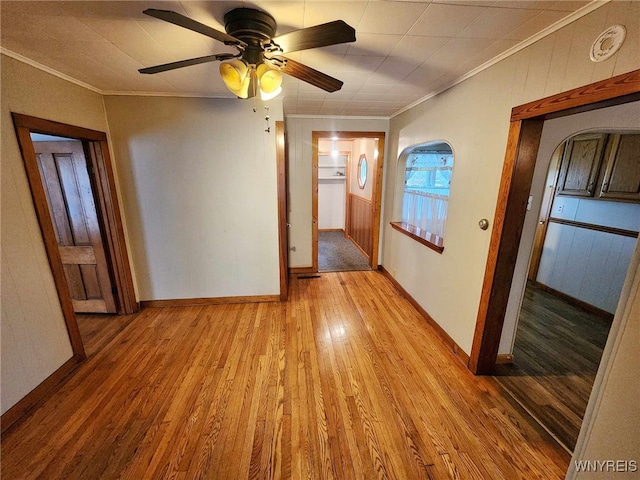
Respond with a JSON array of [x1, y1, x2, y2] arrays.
[[358, 154, 367, 189]]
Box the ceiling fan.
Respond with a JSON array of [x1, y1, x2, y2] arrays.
[[139, 8, 356, 99]]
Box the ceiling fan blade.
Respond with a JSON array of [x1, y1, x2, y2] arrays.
[[270, 21, 355, 54], [271, 56, 343, 92], [143, 9, 247, 48], [139, 53, 236, 74]]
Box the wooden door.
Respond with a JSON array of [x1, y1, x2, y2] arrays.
[[35, 141, 117, 313]]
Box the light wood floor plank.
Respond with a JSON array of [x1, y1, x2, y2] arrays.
[[2, 272, 569, 479]]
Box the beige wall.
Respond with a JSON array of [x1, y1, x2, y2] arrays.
[[349, 138, 377, 201], [103, 96, 283, 300], [1, 55, 109, 413], [285, 117, 389, 268], [382, 1, 640, 355]]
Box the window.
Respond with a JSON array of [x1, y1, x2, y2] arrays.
[[357, 154, 367, 188], [391, 142, 454, 253]]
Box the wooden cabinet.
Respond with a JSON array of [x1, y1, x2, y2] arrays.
[[556, 133, 606, 197], [557, 133, 640, 203], [599, 133, 640, 202]]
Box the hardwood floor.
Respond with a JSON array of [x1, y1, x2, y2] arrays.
[[495, 282, 611, 452], [2, 272, 569, 479], [76, 312, 135, 358]]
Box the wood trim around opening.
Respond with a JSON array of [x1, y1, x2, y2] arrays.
[[312, 132, 320, 273], [11, 113, 138, 315], [470, 68, 640, 375], [276, 121, 289, 301], [12, 121, 86, 358]]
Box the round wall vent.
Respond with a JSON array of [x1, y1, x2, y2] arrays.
[[590, 25, 626, 63]]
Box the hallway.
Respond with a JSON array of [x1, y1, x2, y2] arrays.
[[318, 230, 370, 272]]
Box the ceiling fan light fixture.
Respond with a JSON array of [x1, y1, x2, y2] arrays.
[[220, 59, 249, 94], [257, 63, 282, 94], [140, 8, 355, 97], [261, 86, 282, 101]]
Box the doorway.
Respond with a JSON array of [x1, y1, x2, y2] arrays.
[[12, 113, 138, 357], [494, 129, 639, 451], [312, 131, 385, 272], [469, 70, 640, 375]]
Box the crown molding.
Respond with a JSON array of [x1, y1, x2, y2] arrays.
[[391, 0, 610, 118], [1, 47, 103, 94], [101, 90, 233, 99], [285, 114, 390, 120]]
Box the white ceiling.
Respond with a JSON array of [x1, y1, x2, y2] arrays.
[[1, 1, 597, 117]]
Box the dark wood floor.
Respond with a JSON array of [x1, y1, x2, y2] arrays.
[[2, 272, 569, 479], [495, 282, 611, 452]]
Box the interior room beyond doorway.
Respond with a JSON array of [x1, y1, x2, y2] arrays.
[[316, 133, 382, 272]]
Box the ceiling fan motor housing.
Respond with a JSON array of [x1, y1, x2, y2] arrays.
[[224, 8, 277, 65]]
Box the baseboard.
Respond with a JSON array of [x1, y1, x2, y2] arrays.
[[496, 354, 514, 364], [319, 228, 344, 233], [531, 281, 614, 322], [379, 267, 470, 368], [289, 267, 316, 274], [1, 354, 84, 435], [140, 295, 279, 308]]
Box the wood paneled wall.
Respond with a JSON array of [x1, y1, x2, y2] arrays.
[[347, 194, 372, 258], [537, 222, 637, 313]]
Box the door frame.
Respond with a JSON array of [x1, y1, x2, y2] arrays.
[[311, 131, 385, 271], [526, 142, 563, 281], [469, 69, 640, 374], [275, 121, 288, 301], [12, 113, 138, 357]]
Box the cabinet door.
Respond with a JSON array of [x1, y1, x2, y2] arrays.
[[557, 133, 607, 197], [599, 133, 640, 202]]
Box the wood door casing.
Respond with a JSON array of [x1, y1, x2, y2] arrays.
[[527, 142, 563, 281], [276, 121, 289, 301], [35, 141, 116, 313], [312, 131, 385, 272]]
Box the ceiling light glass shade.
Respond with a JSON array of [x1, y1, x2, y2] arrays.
[[220, 60, 250, 98], [256, 63, 282, 96], [260, 86, 282, 101]]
